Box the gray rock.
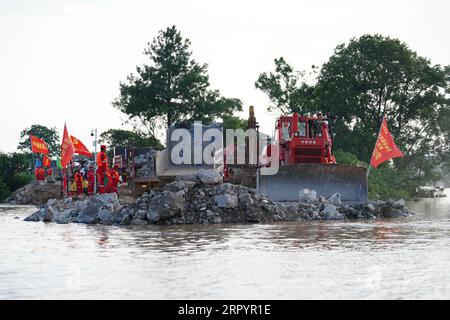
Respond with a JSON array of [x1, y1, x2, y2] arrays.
[[146, 191, 185, 223], [366, 203, 376, 212], [8, 181, 61, 205], [120, 214, 131, 225], [175, 173, 198, 182], [76, 210, 98, 224], [216, 183, 235, 195], [394, 199, 406, 207], [24, 211, 40, 222], [133, 209, 147, 220], [246, 210, 262, 222], [43, 206, 57, 222], [197, 169, 222, 185], [164, 181, 189, 192], [76, 199, 88, 212], [146, 209, 160, 224], [327, 193, 342, 206], [54, 208, 77, 224], [298, 188, 317, 203], [98, 205, 115, 224], [213, 194, 238, 208], [47, 198, 57, 207], [321, 203, 339, 219], [238, 193, 254, 208]]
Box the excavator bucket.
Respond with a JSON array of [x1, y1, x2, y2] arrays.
[[257, 164, 368, 205]]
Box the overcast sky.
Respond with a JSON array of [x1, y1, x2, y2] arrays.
[[0, 0, 449, 153]]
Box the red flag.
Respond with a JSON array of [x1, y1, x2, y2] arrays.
[[30, 135, 49, 154], [43, 154, 51, 167], [61, 123, 75, 168], [70, 135, 92, 157], [370, 116, 404, 168]]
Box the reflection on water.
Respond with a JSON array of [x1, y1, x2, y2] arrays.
[[0, 190, 449, 299]]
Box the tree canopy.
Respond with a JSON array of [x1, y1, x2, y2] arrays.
[[0, 152, 33, 200], [317, 35, 450, 168], [99, 129, 163, 150], [255, 57, 318, 114], [18, 124, 60, 157], [113, 25, 243, 136], [221, 115, 248, 129]]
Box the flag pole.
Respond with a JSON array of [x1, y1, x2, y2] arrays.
[[367, 114, 385, 178], [29, 135, 36, 180]]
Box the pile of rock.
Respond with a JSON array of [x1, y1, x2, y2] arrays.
[[7, 181, 62, 205], [134, 149, 158, 180], [24, 169, 414, 226]]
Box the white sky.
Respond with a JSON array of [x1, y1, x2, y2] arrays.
[[0, 0, 449, 153]]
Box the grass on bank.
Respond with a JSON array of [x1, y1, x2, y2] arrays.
[[334, 149, 413, 200]]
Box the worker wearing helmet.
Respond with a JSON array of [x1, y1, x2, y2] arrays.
[[314, 113, 323, 137], [73, 166, 84, 196], [96, 145, 109, 194], [107, 164, 121, 195]]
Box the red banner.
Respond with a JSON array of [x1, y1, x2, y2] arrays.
[[43, 154, 51, 167], [70, 135, 92, 157], [61, 123, 75, 168], [30, 135, 48, 154], [370, 117, 404, 168]]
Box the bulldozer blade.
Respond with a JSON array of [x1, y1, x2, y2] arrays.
[[257, 164, 368, 205]]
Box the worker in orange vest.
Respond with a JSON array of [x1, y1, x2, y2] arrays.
[[107, 164, 121, 195], [35, 167, 46, 181], [96, 145, 109, 194], [74, 169, 84, 196]]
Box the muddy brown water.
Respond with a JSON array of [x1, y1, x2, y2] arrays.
[[0, 190, 449, 299]]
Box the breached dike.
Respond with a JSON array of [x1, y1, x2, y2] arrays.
[[24, 169, 414, 225]]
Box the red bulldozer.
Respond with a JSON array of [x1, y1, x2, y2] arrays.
[[257, 112, 368, 205]]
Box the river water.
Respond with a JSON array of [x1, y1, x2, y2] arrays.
[[0, 190, 449, 300]]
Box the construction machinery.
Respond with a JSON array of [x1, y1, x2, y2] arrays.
[[256, 112, 368, 205]]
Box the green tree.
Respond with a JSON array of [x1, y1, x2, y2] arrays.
[[113, 25, 243, 135], [317, 34, 450, 167], [0, 176, 10, 202], [18, 124, 60, 157], [255, 57, 318, 114], [221, 115, 248, 129], [0, 152, 33, 196], [99, 129, 163, 150]]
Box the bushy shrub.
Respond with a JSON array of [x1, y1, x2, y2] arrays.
[[0, 177, 10, 202]]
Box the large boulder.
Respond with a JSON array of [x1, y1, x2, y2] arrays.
[[197, 169, 222, 185], [214, 194, 238, 209], [321, 203, 343, 220], [7, 182, 62, 205], [327, 193, 342, 206], [146, 191, 185, 223], [298, 188, 317, 203]]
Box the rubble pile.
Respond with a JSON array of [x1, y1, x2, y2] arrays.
[[24, 169, 414, 226], [133, 149, 158, 180]]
